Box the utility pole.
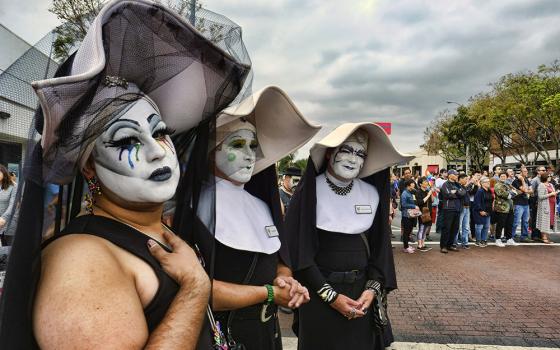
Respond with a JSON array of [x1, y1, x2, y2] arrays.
[[189, 0, 196, 25]]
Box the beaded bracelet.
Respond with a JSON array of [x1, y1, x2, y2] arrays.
[[317, 283, 338, 304], [264, 284, 274, 304]]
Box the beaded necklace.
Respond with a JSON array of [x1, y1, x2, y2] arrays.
[[325, 176, 354, 196]]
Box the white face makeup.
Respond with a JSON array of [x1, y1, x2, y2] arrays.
[[215, 129, 257, 184], [92, 98, 180, 203], [329, 141, 367, 180]]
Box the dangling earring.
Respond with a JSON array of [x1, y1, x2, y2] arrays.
[[85, 177, 102, 214], [87, 177, 102, 196]]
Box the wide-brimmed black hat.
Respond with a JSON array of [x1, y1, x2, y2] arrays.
[[33, 0, 251, 184]]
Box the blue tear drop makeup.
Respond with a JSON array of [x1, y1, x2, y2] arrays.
[[118, 144, 141, 169]]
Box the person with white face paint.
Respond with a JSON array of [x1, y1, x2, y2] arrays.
[[285, 122, 413, 350], [189, 86, 320, 349], [0, 1, 253, 348]]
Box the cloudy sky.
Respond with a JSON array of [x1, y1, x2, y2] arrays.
[[1, 0, 560, 157]]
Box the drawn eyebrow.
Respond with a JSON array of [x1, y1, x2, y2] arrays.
[[148, 113, 162, 131], [106, 119, 140, 139]]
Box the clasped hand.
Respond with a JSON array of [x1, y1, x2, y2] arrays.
[[331, 290, 375, 320], [273, 276, 310, 309]]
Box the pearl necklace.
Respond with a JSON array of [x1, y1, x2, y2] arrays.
[[325, 176, 354, 196]]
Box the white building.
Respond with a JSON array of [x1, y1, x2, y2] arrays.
[[0, 24, 58, 175]]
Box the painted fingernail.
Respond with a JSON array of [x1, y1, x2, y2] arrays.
[[147, 239, 156, 248]]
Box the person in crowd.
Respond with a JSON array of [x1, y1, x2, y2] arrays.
[[0, 165, 17, 246], [468, 171, 481, 242], [530, 166, 548, 241], [456, 173, 471, 249], [434, 168, 448, 234], [489, 177, 498, 241], [511, 166, 533, 243], [493, 172, 519, 247], [286, 122, 411, 350], [492, 165, 503, 180], [398, 168, 416, 243], [536, 173, 559, 244], [506, 168, 516, 185], [398, 168, 413, 195], [8, 171, 17, 185], [401, 179, 419, 254], [482, 170, 489, 177], [473, 177, 493, 247], [279, 166, 302, 216], [439, 169, 466, 253], [415, 176, 433, 252], [0, 1, 253, 348]]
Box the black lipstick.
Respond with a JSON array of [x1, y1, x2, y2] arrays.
[[149, 166, 172, 182]]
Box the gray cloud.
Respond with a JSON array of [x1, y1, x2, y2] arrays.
[[2, 0, 560, 155]]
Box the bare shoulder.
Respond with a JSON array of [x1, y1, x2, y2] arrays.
[[34, 234, 148, 349]]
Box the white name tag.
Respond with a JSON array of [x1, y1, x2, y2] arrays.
[[355, 205, 372, 214], [265, 225, 279, 238]]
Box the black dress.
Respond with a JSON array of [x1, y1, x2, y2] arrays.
[[297, 230, 383, 349], [41, 215, 212, 348], [286, 160, 396, 350], [178, 165, 291, 350], [213, 241, 282, 349]]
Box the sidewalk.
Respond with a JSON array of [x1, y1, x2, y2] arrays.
[[281, 338, 557, 350]]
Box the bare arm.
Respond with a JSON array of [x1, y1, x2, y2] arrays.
[[212, 262, 308, 311], [212, 280, 268, 311], [34, 236, 149, 349]]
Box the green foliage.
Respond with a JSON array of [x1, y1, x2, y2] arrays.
[[423, 60, 560, 169], [277, 153, 308, 174], [49, 0, 203, 61], [49, 0, 105, 61]]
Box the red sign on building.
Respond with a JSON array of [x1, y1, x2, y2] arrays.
[[375, 122, 392, 135]]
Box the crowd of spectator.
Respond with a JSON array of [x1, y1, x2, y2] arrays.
[[392, 165, 560, 254]]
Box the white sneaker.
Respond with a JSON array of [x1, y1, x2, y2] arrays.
[[495, 240, 505, 247], [506, 238, 519, 246]]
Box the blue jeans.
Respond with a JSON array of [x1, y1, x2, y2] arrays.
[[512, 204, 529, 239], [455, 207, 470, 246], [475, 216, 490, 242]]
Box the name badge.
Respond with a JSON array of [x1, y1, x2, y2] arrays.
[[355, 205, 372, 214], [265, 225, 279, 238]]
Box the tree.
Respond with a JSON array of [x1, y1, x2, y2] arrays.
[[49, 0, 203, 61], [49, 0, 105, 60]]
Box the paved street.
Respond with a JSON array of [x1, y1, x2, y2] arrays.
[[280, 212, 560, 348]]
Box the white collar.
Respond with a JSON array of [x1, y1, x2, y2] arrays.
[[213, 178, 281, 254], [316, 173, 379, 234]]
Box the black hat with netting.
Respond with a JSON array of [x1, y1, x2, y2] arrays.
[[0, 0, 252, 347]]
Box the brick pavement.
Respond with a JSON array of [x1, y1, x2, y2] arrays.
[[389, 245, 560, 347], [279, 246, 560, 348]]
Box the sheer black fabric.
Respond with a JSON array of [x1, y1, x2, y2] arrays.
[[0, 1, 253, 348]]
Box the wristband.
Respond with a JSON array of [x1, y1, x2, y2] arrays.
[[317, 283, 338, 304], [365, 280, 382, 297], [264, 284, 274, 304]]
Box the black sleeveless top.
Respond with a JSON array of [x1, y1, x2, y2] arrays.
[[42, 215, 178, 332]]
